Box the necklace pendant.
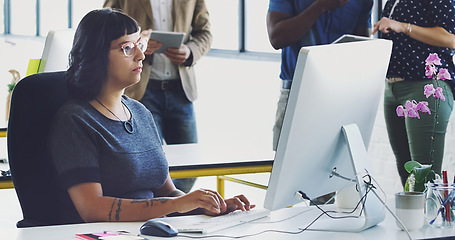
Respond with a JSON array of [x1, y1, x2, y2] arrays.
[[124, 121, 134, 134]]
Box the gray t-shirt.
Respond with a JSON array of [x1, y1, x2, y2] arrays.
[[49, 95, 168, 220]]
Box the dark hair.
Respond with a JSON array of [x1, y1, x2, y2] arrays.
[[65, 8, 140, 101]]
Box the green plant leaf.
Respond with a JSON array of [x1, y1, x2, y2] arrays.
[[7, 83, 16, 93], [426, 170, 436, 182], [404, 161, 422, 173], [414, 181, 426, 192], [413, 165, 432, 183]]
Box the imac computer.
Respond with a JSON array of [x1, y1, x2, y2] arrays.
[[264, 38, 393, 231], [38, 29, 75, 73]]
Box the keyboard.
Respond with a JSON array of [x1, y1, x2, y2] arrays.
[[164, 208, 270, 234]]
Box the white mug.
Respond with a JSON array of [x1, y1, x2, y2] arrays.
[[336, 184, 360, 209], [395, 192, 425, 231]]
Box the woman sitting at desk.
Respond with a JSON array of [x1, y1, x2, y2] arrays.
[[48, 8, 254, 224]]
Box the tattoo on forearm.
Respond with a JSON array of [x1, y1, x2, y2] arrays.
[[130, 198, 169, 208], [108, 198, 123, 222], [108, 198, 116, 221], [131, 199, 151, 207], [115, 199, 122, 222]]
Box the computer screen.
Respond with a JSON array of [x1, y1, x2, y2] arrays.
[[264, 39, 393, 231], [38, 29, 75, 73]]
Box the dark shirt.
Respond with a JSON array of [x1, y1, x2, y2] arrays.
[[382, 0, 455, 80], [49, 95, 168, 223], [268, 0, 373, 81]]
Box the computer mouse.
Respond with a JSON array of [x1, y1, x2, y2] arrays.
[[140, 220, 178, 237]]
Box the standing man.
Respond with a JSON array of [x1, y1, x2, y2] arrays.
[[267, 0, 373, 151], [103, 0, 212, 193]]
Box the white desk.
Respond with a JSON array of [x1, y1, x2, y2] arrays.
[[1, 202, 454, 240]]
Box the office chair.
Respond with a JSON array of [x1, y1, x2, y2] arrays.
[[7, 71, 77, 227]]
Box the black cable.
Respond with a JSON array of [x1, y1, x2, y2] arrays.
[[298, 173, 378, 220]]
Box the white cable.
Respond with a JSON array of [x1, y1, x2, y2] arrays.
[[371, 188, 412, 240]]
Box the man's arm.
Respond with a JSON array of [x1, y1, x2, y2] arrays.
[[267, 0, 348, 50], [182, 0, 212, 66]]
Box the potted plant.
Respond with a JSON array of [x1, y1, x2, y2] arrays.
[[397, 53, 450, 193], [404, 161, 437, 192]]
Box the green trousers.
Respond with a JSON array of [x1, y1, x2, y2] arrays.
[[384, 79, 454, 187]]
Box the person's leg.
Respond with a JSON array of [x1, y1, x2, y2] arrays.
[[272, 89, 290, 151], [162, 89, 197, 144], [384, 80, 411, 187], [140, 86, 165, 143], [386, 79, 454, 187], [405, 80, 453, 176], [162, 87, 198, 193]]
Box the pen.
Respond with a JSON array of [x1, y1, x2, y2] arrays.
[[443, 171, 450, 223]]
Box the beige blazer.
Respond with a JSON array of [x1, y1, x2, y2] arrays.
[[103, 0, 212, 102]]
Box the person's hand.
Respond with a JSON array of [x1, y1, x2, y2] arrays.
[[144, 40, 163, 55], [164, 44, 191, 65], [141, 29, 164, 55], [172, 189, 227, 215], [223, 194, 256, 214], [373, 17, 407, 35], [316, 0, 349, 11]]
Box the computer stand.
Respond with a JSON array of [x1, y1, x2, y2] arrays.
[[341, 123, 386, 230], [307, 123, 386, 232]]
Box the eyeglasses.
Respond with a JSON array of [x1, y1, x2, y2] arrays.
[[114, 38, 148, 57]]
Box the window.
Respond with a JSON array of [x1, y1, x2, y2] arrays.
[[245, 0, 278, 53], [71, 0, 104, 29], [40, 0, 68, 36], [0, 0, 4, 34], [205, 0, 238, 51], [10, 0, 35, 35], [2, 0, 382, 53]]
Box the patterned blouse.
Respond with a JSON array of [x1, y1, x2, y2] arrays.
[[381, 0, 455, 80]]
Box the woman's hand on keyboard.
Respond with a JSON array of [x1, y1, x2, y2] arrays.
[[171, 189, 256, 217], [224, 194, 256, 214], [172, 189, 226, 215]]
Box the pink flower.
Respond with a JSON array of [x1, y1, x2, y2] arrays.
[[434, 87, 446, 101], [416, 101, 431, 114], [396, 53, 450, 119], [424, 84, 435, 98], [396, 105, 406, 117], [437, 68, 452, 80], [407, 108, 420, 119], [425, 53, 442, 66], [426, 65, 437, 78]]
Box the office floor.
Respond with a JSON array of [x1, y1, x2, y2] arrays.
[[1, 37, 455, 230]]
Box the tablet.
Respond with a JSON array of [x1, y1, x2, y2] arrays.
[[149, 31, 186, 53], [331, 34, 372, 44]]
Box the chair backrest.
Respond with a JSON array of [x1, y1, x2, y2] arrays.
[[7, 71, 72, 227]]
